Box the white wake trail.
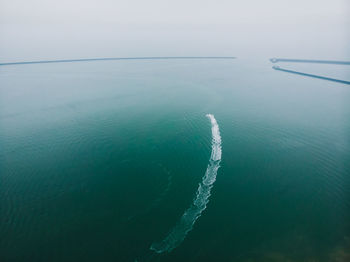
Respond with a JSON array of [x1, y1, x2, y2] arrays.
[[150, 114, 222, 253]]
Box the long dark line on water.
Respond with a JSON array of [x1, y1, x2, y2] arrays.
[[270, 58, 350, 65], [0, 57, 236, 66], [272, 66, 350, 85]]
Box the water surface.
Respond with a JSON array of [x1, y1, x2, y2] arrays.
[[0, 59, 349, 261]]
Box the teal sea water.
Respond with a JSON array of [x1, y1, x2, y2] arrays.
[[0, 59, 349, 261]]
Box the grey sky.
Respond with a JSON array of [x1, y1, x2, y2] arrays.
[[0, 0, 347, 25], [0, 0, 349, 61]]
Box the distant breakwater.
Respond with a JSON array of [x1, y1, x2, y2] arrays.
[[272, 66, 350, 85], [0, 57, 236, 66], [270, 58, 350, 65]]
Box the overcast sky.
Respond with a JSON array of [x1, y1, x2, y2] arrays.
[[0, 0, 349, 61]]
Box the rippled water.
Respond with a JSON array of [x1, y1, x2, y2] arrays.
[[150, 114, 222, 254], [0, 59, 349, 261]]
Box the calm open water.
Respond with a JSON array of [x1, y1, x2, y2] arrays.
[[0, 59, 349, 261]]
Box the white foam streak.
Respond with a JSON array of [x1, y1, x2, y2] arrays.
[[150, 114, 222, 253]]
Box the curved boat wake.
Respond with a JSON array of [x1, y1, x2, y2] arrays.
[[150, 114, 222, 253]]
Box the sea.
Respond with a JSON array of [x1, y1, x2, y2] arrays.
[[0, 58, 349, 261]]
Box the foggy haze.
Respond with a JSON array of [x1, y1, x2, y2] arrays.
[[0, 0, 349, 61]]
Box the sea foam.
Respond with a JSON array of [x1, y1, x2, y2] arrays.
[[150, 114, 222, 253]]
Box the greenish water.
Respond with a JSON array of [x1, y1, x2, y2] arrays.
[[0, 60, 349, 261]]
